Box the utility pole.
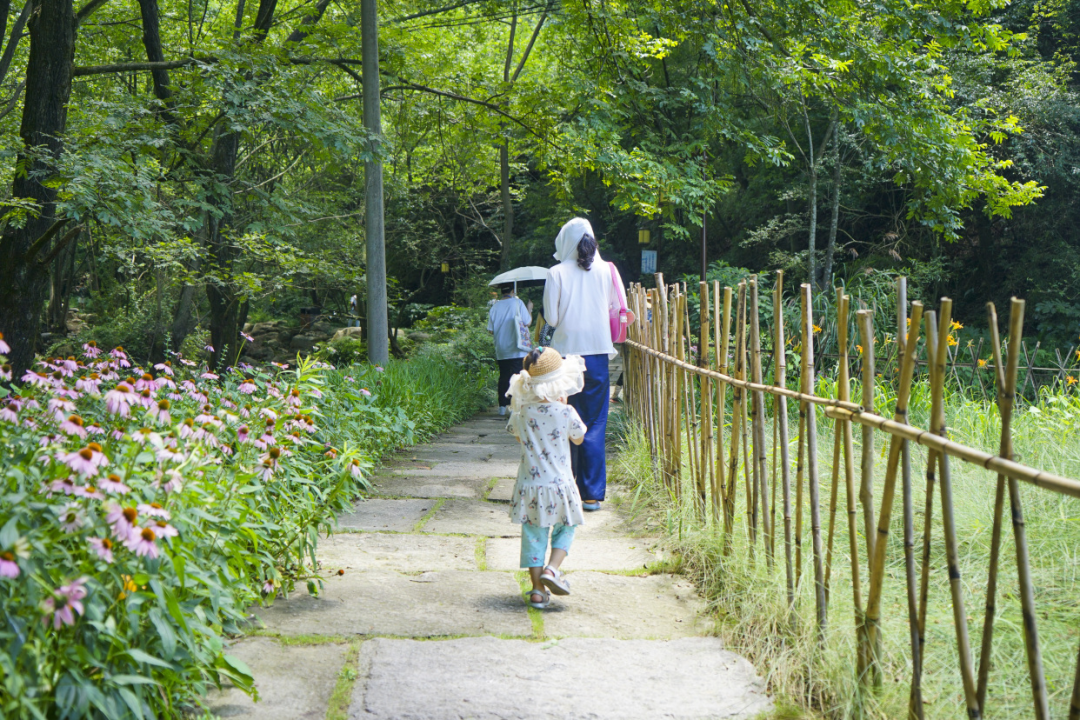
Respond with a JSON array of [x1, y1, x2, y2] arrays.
[[362, 0, 389, 365]]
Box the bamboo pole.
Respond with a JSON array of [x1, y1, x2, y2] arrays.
[[674, 286, 687, 500], [862, 300, 922, 686], [795, 408, 806, 590], [823, 290, 847, 598], [801, 284, 827, 634], [775, 272, 794, 608], [700, 281, 714, 520], [929, 299, 981, 719], [750, 278, 772, 565], [737, 282, 755, 550], [979, 299, 1048, 718], [716, 284, 732, 526], [858, 310, 877, 564], [835, 294, 863, 653], [726, 282, 746, 546]]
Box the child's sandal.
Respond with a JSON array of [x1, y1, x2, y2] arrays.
[[524, 588, 550, 609], [540, 566, 571, 596]]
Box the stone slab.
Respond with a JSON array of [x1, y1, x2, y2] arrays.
[[399, 444, 520, 463], [369, 474, 486, 499], [486, 476, 515, 502], [381, 459, 518, 480], [336, 499, 433, 533], [208, 637, 347, 720], [318, 533, 476, 573], [253, 570, 531, 637], [485, 538, 658, 572], [349, 636, 772, 719], [421, 499, 517, 537], [541, 572, 706, 639]]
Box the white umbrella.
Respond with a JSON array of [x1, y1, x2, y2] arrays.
[[488, 266, 549, 289]]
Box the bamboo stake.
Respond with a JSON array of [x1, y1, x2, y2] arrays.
[[836, 294, 863, 651], [801, 284, 827, 634], [775, 272, 794, 608], [727, 282, 747, 546], [795, 409, 806, 590], [750, 278, 772, 565], [738, 283, 755, 550], [979, 299, 1048, 718], [858, 310, 877, 565], [700, 281, 714, 520], [896, 278, 923, 720], [674, 287, 687, 500], [862, 300, 923, 686], [716, 284, 732, 526], [823, 290, 847, 598], [931, 299, 981, 719]]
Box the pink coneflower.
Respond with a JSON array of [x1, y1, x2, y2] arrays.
[[194, 404, 221, 426], [133, 373, 158, 392], [309, 387, 323, 399], [0, 363, 10, 381], [126, 527, 159, 558], [48, 398, 76, 421], [99, 474, 131, 494], [82, 341, 101, 359], [106, 505, 138, 540], [374, 366, 384, 373], [240, 331, 254, 343], [132, 427, 154, 445], [204, 344, 214, 353], [180, 380, 198, 393], [151, 520, 178, 538], [98, 369, 119, 382], [135, 388, 155, 409], [73, 483, 104, 500], [61, 443, 108, 476], [267, 386, 283, 399], [138, 502, 170, 520], [21, 370, 51, 387], [178, 419, 195, 439], [59, 504, 84, 533], [350, 458, 363, 479], [43, 577, 88, 628], [271, 361, 289, 369], [58, 357, 78, 376], [110, 347, 131, 367], [258, 459, 275, 480], [262, 579, 276, 596], [45, 477, 78, 496], [155, 446, 184, 464], [0, 332, 9, 354], [0, 551, 19, 578], [89, 537, 114, 563], [39, 433, 60, 448], [237, 425, 250, 443], [253, 433, 274, 450], [162, 469, 183, 494], [200, 372, 219, 381], [360, 388, 372, 397], [110, 426, 125, 441], [238, 378, 256, 394], [59, 414, 87, 439], [153, 362, 174, 377], [0, 402, 17, 424], [86, 423, 104, 436], [179, 358, 196, 367], [157, 376, 176, 391], [104, 383, 134, 416], [149, 398, 171, 425]]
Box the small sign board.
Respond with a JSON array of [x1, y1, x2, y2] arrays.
[[641, 250, 657, 275]]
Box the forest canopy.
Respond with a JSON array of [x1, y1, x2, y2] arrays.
[[0, 0, 1076, 372]]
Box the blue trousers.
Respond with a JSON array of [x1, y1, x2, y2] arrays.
[[569, 353, 609, 501], [520, 523, 576, 568]]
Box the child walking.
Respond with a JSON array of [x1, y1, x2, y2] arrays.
[[505, 347, 587, 609]]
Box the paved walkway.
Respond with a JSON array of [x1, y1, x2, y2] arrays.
[[209, 410, 772, 719]]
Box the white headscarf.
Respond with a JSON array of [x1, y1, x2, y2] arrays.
[[553, 218, 595, 262]]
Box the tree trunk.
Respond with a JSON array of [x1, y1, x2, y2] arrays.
[[823, 131, 842, 292], [499, 139, 513, 270], [0, 0, 75, 375], [362, 0, 388, 365], [204, 125, 242, 370], [807, 165, 818, 290]]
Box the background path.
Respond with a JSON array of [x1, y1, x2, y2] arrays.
[[209, 410, 772, 719]]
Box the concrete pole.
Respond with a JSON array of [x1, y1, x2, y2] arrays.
[[362, 0, 389, 365]]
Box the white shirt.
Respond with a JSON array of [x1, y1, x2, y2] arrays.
[[487, 297, 531, 361], [543, 254, 623, 358]]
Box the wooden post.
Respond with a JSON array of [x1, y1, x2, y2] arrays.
[[801, 284, 827, 635], [717, 285, 733, 530], [726, 282, 747, 547], [700, 281, 714, 519]]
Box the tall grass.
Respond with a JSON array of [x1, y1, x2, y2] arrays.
[[610, 384, 1080, 718]]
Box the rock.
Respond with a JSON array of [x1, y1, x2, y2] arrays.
[[406, 331, 432, 343], [309, 333, 331, 344], [290, 335, 316, 351], [312, 321, 337, 336], [332, 327, 365, 342], [250, 321, 281, 336]]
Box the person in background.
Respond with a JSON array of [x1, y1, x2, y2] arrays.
[[543, 218, 624, 511], [348, 294, 361, 328], [487, 283, 533, 416]]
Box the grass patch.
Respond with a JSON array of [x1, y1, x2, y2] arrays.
[[475, 536, 489, 570], [515, 570, 547, 640], [609, 385, 1080, 719], [325, 641, 363, 720], [483, 477, 501, 499], [412, 497, 446, 531]]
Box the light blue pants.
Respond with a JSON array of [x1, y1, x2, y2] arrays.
[[520, 523, 576, 568]]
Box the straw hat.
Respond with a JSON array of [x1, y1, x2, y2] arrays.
[[506, 349, 585, 408]]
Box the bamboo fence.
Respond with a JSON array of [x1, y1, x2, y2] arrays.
[[621, 273, 1080, 720]]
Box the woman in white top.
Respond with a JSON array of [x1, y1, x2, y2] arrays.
[[543, 217, 624, 510], [488, 284, 533, 416]]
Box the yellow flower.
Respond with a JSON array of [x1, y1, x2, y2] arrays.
[[1068, 375, 1078, 386], [1075, 349, 1080, 362], [977, 358, 987, 368], [812, 324, 822, 334], [119, 574, 138, 599], [946, 335, 958, 347], [856, 344, 864, 354], [950, 320, 963, 331]]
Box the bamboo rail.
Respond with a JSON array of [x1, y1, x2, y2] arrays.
[[621, 276, 1080, 718]]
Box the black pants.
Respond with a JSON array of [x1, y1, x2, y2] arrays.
[[497, 358, 523, 406]]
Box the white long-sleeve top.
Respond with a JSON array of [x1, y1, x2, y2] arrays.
[[543, 253, 623, 358]]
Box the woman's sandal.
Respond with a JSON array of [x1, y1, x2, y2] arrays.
[[524, 588, 550, 609], [540, 566, 571, 596], [582, 501, 601, 512]]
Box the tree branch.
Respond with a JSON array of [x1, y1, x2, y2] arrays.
[[0, 78, 24, 121], [75, 0, 111, 27], [0, 0, 29, 88], [73, 58, 201, 77], [510, 3, 548, 83], [21, 218, 72, 263], [38, 224, 83, 267]]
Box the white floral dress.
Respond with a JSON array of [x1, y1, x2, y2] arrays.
[[506, 401, 587, 527]]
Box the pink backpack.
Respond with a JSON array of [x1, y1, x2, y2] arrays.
[[608, 262, 635, 343]]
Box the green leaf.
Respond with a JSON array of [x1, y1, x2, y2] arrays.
[[125, 648, 175, 670]]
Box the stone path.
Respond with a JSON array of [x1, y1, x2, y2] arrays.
[[209, 410, 772, 720]]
